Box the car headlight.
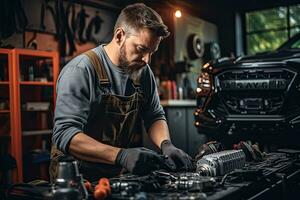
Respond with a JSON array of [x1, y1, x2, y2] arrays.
[[195, 64, 214, 127], [196, 71, 213, 96]]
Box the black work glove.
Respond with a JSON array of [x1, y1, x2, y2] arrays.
[[161, 140, 193, 171], [115, 147, 163, 175]]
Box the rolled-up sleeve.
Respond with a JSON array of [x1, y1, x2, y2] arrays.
[[52, 57, 94, 153], [141, 66, 166, 130]]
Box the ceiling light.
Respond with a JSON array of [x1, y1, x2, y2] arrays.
[[175, 10, 182, 18]]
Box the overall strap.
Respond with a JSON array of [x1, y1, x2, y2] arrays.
[[132, 78, 141, 88], [130, 70, 142, 88], [84, 50, 110, 85]]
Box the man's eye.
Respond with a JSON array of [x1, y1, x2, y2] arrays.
[[137, 47, 146, 53]]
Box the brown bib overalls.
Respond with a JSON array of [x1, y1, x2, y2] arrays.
[[49, 50, 144, 181]]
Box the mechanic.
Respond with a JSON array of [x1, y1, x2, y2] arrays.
[[50, 3, 193, 182]]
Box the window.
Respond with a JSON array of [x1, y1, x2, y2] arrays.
[[246, 4, 300, 55]]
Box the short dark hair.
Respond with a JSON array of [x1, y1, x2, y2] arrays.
[[114, 3, 170, 38]]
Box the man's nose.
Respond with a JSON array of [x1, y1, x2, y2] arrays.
[[142, 53, 151, 64]]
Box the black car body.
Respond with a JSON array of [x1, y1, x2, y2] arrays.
[[195, 33, 300, 137]]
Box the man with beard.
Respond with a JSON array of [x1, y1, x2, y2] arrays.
[[50, 3, 193, 181]]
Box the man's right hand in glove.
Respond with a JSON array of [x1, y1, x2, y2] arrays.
[[115, 147, 163, 175]]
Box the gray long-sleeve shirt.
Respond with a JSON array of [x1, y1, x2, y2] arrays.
[[52, 45, 166, 153]]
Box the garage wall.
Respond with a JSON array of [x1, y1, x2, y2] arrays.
[[174, 13, 218, 89], [174, 14, 218, 62], [0, 0, 118, 63], [189, 0, 300, 58]]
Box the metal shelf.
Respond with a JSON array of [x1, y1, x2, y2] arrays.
[[0, 110, 10, 113], [0, 48, 59, 182], [0, 81, 9, 85], [22, 129, 52, 136], [20, 81, 54, 86]]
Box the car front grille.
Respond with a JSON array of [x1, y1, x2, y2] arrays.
[[215, 68, 296, 115]]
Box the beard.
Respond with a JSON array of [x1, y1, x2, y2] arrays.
[[119, 44, 131, 73], [119, 44, 144, 81]]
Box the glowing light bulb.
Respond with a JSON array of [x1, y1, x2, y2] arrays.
[[175, 10, 182, 18]]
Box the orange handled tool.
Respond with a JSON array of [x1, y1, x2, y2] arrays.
[[94, 178, 111, 200]]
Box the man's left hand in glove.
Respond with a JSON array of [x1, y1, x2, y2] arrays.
[[161, 140, 193, 171]]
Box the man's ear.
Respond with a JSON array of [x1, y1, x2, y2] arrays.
[[114, 28, 125, 45]]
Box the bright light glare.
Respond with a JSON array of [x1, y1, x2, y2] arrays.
[[196, 87, 202, 93], [175, 10, 182, 18]]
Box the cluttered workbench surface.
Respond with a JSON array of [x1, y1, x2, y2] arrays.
[[5, 147, 300, 200]]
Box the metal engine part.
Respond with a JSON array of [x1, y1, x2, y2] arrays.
[[44, 159, 88, 200], [175, 172, 215, 192], [196, 150, 246, 176]]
